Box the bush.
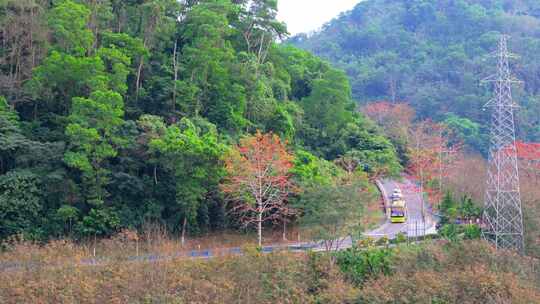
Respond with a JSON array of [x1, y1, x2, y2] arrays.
[[335, 246, 393, 286], [394, 232, 407, 244], [439, 223, 482, 241], [463, 224, 481, 240], [357, 241, 540, 304]]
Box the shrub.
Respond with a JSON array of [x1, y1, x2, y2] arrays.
[[335, 246, 393, 286]]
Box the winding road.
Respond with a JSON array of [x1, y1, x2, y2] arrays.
[[365, 178, 437, 239], [297, 177, 439, 251]]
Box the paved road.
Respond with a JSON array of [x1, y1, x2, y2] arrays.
[[365, 178, 437, 239]]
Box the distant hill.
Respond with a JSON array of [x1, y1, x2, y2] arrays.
[[290, 0, 540, 146]]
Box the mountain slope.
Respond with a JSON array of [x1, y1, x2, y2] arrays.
[[290, 0, 540, 146]]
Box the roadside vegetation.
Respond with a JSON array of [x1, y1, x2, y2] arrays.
[[1, 238, 538, 303]]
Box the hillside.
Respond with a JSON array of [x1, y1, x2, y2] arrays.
[[0, 0, 400, 241], [290, 0, 540, 151]]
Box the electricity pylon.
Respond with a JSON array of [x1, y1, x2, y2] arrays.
[[482, 35, 524, 253]]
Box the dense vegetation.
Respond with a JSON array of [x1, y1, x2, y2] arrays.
[[0, 0, 401, 241], [291, 0, 540, 152], [1, 239, 538, 303]]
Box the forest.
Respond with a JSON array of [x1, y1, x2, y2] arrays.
[[0, 0, 401, 241], [291, 0, 540, 153]]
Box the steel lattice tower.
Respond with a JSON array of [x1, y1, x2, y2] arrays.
[[482, 35, 524, 253]]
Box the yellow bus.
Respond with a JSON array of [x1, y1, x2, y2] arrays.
[[390, 199, 406, 223]]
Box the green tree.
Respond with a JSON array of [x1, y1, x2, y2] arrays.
[[179, 0, 247, 131], [98, 31, 148, 97], [64, 90, 125, 206], [300, 69, 354, 146], [48, 0, 94, 56], [291, 150, 340, 186], [298, 179, 369, 251], [150, 117, 226, 244], [56, 204, 79, 235], [444, 113, 487, 153], [28, 51, 108, 118], [236, 0, 287, 55], [458, 195, 482, 220], [78, 207, 120, 237], [331, 119, 402, 176], [335, 246, 393, 285], [439, 191, 458, 225], [0, 96, 28, 174], [0, 170, 42, 239]]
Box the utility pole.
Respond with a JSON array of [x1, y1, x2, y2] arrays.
[[482, 35, 525, 253]]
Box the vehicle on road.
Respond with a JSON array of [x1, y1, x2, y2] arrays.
[[390, 188, 407, 223], [391, 188, 402, 200]]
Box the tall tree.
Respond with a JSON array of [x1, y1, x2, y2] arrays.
[[300, 69, 354, 142], [221, 131, 295, 246], [150, 117, 225, 244], [407, 120, 462, 205], [237, 0, 287, 60], [64, 90, 125, 206], [0, 96, 28, 174], [298, 179, 369, 251], [47, 0, 94, 56], [179, 0, 246, 131]]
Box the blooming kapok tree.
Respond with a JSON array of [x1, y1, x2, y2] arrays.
[[516, 141, 540, 183], [362, 101, 415, 143], [221, 131, 295, 246], [407, 120, 463, 205], [515, 142, 540, 249]]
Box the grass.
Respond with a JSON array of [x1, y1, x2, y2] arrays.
[[0, 240, 356, 304], [0, 225, 315, 271], [1, 239, 539, 304]]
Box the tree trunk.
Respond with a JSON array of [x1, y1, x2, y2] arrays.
[[257, 211, 262, 247], [93, 233, 97, 257], [33, 99, 38, 121], [136, 57, 144, 98], [172, 40, 178, 113], [282, 220, 287, 241], [153, 164, 158, 185], [181, 216, 187, 247], [389, 76, 397, 103], [30, 7, 35, 70]]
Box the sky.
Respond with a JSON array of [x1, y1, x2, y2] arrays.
[[277, 0, 360, 35]]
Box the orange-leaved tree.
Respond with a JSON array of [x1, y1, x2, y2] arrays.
[[221, 131, 296, 246], [362, 101, 415, 143], [407, 120, 463, 205], [517, 141, 540, 182]]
